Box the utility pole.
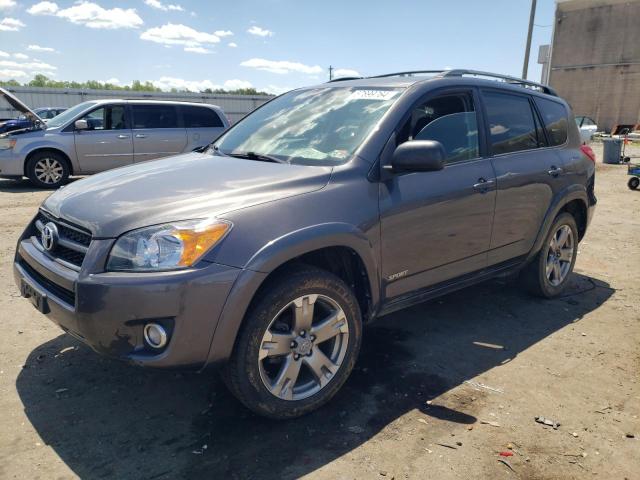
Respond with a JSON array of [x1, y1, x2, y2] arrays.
[[328, 65, 334, 81], [522, 0, 537, 79]]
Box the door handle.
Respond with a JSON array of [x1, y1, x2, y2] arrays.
[[547, 166, 563, 177], [117, 134, 130, 139], [473, 178, 495, 192], [135, 134, 147, 139]]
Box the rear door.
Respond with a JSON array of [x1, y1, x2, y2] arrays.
[[181, 105, 226, 151], [131, 104, 187, 162], [73, 104, 133, 173], [481, 90, 567, 266]]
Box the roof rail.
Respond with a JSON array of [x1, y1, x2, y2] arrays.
[[439, 69, 557, 96], [328, 76, 362, 82], [370, 70, 445, 79]]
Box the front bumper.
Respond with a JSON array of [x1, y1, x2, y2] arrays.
[[14, 233, 241, 368]]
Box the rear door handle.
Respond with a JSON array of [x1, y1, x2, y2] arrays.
[[548, 166, 564, 177], [473, 178, 495, 192], [117, 134, 130, 139], [135, 134, 147, 139]]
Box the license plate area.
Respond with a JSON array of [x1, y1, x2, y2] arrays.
[[21, 278, 50, 314]]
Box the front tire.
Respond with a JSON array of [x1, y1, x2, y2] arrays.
[[224, 266, 362, 419], [628, 177, 639, 190], [26, 151, 69, 189], [521, 212, 579, 298]]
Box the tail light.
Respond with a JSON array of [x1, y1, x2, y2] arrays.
[[580, 145, 596, 163]]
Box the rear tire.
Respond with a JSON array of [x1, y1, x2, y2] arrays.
[[521, 212, 578, 298], [628, 177, 639, 190], [26, 151, 69, 189], [223, 265, 362, 419]]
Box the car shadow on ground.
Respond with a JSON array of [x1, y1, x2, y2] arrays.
[[0, 178, 79, 193], [16, 273, 613, 479]]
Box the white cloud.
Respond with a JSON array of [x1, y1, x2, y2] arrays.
[[28, 44, 57, 53], [334, 68, 360, 78], [0, 0, 16, 10], [223, 79, 252, 90], [263, 85, 291, 95], [28, 1, 143, 29], [184, 46, 212, 54], [214, 29, 232, 37], [13, 53, 29, 60], [0, 59, 57, 72], [27, 1, 58, 14], [0, 17, 25, 31], [247, 25, 272, 37], [0, 50, 9, 57], [240, 58, 323, 75], [144, 0, 183, 12], [0, 69, 27, 80], [227, 42, 237, 48], [100, 77, 119, 84], [141, 23, 220, 48]]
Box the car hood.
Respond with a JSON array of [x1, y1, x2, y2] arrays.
[[42, 152, 333, 238], [0, 87, 43, 127]]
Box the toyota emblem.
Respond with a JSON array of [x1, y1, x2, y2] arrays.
[[41, 222, 59, 251]]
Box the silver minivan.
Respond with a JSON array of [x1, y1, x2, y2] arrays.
[[0, 89, 229, 188]]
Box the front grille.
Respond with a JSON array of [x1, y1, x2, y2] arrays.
[[19, 260, 76, 306], [34, 211, 92, 268]]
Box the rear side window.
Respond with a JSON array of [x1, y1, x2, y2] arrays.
[[182, 106, 223, 128], [132, 104, 179, 129], [483, 91, 541, 155], [534, 97, 568, 146]]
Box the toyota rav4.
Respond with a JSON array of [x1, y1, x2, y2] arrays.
[[13, 70, 597, 419]]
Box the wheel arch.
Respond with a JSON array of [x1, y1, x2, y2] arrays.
[[24, 147, 74, 176], [203, 223, 380, 367]]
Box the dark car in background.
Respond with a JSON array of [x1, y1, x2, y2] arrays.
[[13, 70, 596, 419], [0, 107, 66, 134]]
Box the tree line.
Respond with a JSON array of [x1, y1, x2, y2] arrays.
[[0, 74, 270, 96]]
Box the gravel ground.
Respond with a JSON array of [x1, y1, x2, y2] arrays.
[[0, 143, 638, 480]]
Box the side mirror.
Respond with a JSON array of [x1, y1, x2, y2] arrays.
[[74, 119, 88, 130], [390, 140, 446, 173]]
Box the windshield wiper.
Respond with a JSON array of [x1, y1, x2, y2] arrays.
[[226, 151, 287, 164]]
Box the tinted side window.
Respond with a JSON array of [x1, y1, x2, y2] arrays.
[[81, 105, 127, 130], [182, 106, 223, 128], [534, 97, 568, 146], [399, 93, 479, 164], [132, 105, 179, 129], [483, 91, 541, 155]]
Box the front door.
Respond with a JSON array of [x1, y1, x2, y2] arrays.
[[380, 89, 497, 300], [73, 104, 133, 173]]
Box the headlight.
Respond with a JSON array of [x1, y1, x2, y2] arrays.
[[106, 219, 231, 272], [0, 138, 16, 150]]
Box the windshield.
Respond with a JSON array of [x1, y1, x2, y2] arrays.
[[214, 87, 403, 165], [46, 101, 97, 128]]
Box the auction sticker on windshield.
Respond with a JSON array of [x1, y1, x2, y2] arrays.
[[348, 89, 399, 101]]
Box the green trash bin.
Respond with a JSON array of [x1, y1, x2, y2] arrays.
[[602, 138, 622, 164]]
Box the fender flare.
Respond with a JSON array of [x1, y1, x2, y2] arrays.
[[527, 185, 588, 262], [203, 222, 380, 367]]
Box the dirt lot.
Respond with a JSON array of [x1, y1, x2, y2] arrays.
[[0, 144, 638, 480]]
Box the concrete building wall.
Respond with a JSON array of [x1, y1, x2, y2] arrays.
[[549, 0, 640, 132], [0, 86, 274, 124]]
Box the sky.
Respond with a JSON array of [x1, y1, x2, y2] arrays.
[[0, 0, 556, 94]]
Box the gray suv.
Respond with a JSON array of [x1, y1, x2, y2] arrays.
[[13, 70, 596, 419], [0, 89, 228, 188]]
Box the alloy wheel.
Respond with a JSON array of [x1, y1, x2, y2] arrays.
[[546, 224, 574, 286], [34, 157, 64, 185], [258, 294, 349, 401]]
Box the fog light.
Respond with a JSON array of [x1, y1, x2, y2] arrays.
[[143, 323, 168, 349]]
